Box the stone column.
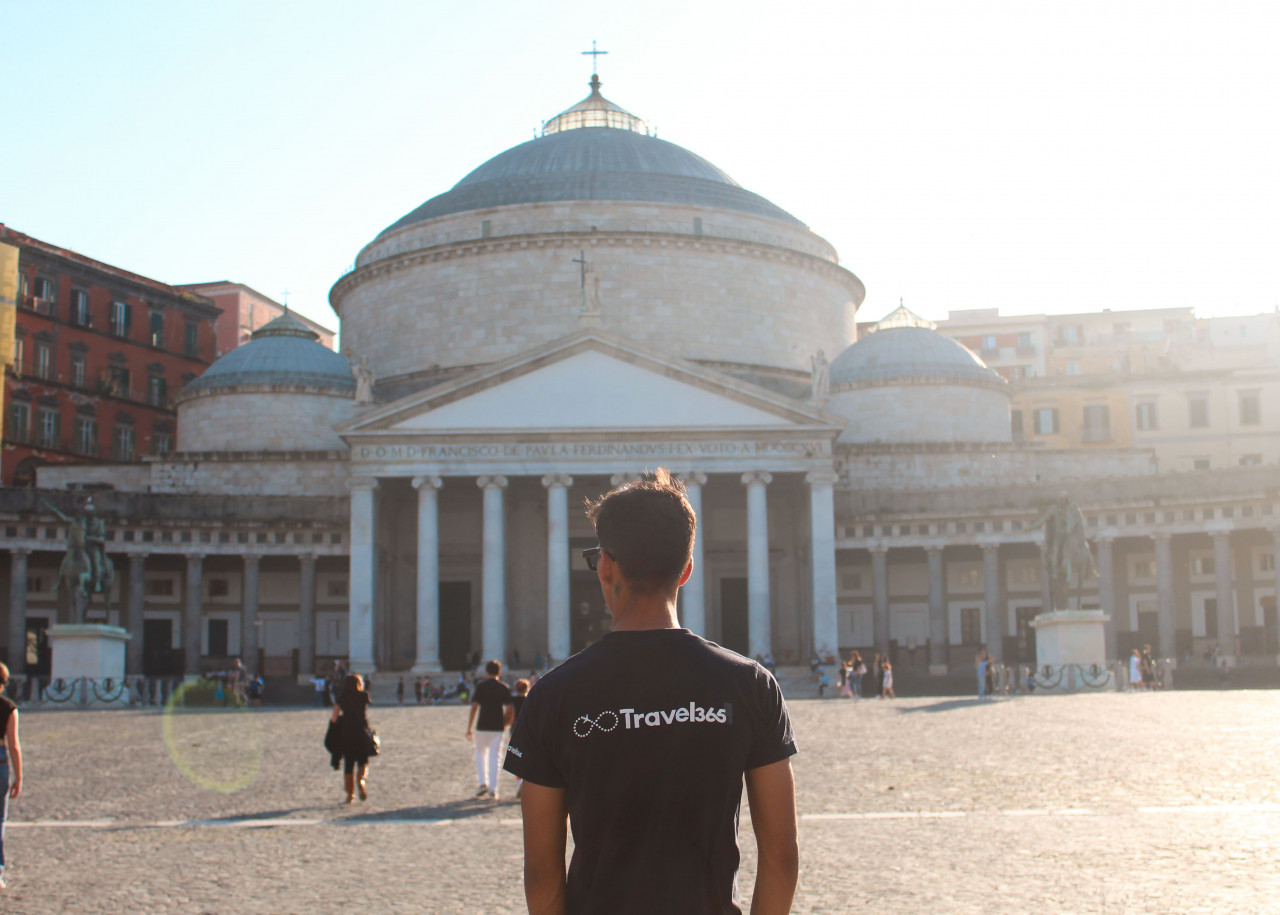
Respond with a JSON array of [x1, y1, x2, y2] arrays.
[[1273, 527, 1280, 658], [184, 554, 204, 678], [7, 550, 29, 675], [610, 472, 643, 488], [871, 545, 889, 655], [677, 473, 708, 636], [346, 477, 379, 674], [242, 554, 261, 676], [298, 553, 317, 678], [1153, 532, 1176, 660], [1094, 534, 1117, 662], [741, 471, 773, 658], [411, 476, 444, 673], [477, 475, 509, 664], [981, 541, 1002, 664], [126, 553, 146, 675], [806, 471, 839, 661], [1210, 526, 1238, 662], [927, 546, 947, 673], [542, 474, 573, 662]]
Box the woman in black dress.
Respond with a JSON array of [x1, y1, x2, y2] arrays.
[[330, 674, 372, 804]]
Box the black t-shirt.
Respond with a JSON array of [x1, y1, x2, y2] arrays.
[[503, 629, 796, 915], [472, 677, 511, 731], [0, 696, 14, 738]]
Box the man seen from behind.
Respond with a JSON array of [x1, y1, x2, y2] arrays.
[[503, 468, 799, 914]]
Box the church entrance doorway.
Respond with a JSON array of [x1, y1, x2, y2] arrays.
[[719, 578, 749, 656], [438, 581, 472, 672], [142, 618, 179, 676], [1262, 597, 1278, 655], [569, 577, 609, 656]]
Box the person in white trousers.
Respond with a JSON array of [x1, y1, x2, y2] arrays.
[[465, 659, 514, 799]]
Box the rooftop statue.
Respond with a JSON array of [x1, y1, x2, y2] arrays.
[[353, 354, 375, 405], [1030, 492, 1096, 611], [810, 349, 830, 401]]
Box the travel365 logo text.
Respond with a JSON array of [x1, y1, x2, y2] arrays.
[[573, 702, 732, 737]]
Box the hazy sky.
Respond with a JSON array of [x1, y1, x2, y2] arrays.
[[5, 0, 1278, 340]]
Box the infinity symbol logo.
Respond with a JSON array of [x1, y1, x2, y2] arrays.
[[573, 710, 620, 738]]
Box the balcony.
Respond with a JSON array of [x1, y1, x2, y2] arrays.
[[1081, 427, 1113, 443]]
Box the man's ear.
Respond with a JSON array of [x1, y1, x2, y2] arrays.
[[677, 559, 693, 587]]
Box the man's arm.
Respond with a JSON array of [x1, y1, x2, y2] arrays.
[[465, 702, 479, 740], [504, 699, 515, 729], [520, 781, 568, 915], [745, 758, 798, 915], [7, 710, 21, 799]]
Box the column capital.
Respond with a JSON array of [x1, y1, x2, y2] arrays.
[[9, 548, 32, 558], [610, 472, 642, 487], [184, 552, 207, 562], [1152, 530, 1173, 543], [868, 542, 890, 556], [299, 552, 318, 565], [1094, 528, 1119, 543], [541, 473, 574, 489], [243, 553, 263, 564], [477, 474, 508, 490], [677, 471, 708, 488], [804, 470, 839, 487], [925, 543, 945, 558], [741, 471, 773, 487], [977, 539, 1001, 554], [411, 475, 443, 491], [346, 476, 379, 493], [1205, 521, 1234, 537]]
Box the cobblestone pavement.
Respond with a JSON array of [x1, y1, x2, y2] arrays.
[[3, 691, 1279, 913]]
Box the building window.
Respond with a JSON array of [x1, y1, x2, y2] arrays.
[[149, 311, 164, 347], [32, 277, 56, 312], [982, 334, 998, 352], [34, 342, 52, 380], [1017, 331, 1033, 349], [6, 402, 30, 444], [38, 409, 60, 450], [74, 416, 98, 456], [184, 320, 199, 356], [152, 430, 173, 455], [113, 424, 135, 461], [1066, 360, 1079, 375], [1082, 404, 1111, 442], [326, 579, 348, 599], [1193, 457, 1211, 471], [1240, 454, 1262, 467], [71, 289, 90, 326], [1189, 395, 1210, 428], [147, 375, 168, 407], [107, 365, 130, 398], [1034, 407, 1059, 435], [1262, 553, 1276, 573], [145, 578, 175, 597], [207, 619, 229, 657], [12, 336, 23, 374], [207, 578, 230, 598], [1010, 409, 1023, 436], [1239, 391, 1261, 426], [1192, 556, 1215, 576], [1130, 558, 1156, 581], [960, 607, 982, 644], [1135, 401, 1158, 431], [110, 300, 131, 337]]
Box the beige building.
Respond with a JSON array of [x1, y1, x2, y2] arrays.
[[3, 78, 1278, 689]]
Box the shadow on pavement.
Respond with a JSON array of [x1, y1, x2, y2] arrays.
[[341, 798, 506, 823], [893, 698, 990, 714]]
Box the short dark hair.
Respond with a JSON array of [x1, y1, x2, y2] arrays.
[[585, 468, 696, 595], [485, 659, 502, 676]]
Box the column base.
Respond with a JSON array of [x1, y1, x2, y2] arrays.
[[928, 664, 949, 676], [410, 661, 445, 675], [348, 661, 377, 676]]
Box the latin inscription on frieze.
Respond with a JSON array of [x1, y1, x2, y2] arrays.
[[355, 440, 830, 462]]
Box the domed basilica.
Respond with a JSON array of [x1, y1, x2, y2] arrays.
[[17, 76, 1279, 685]]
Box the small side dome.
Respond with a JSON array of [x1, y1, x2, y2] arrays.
[[830, 307, 1003, 390], [826, 305, 1011, 445], [182, 312, 355, 396]]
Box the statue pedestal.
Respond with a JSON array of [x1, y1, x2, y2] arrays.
[[47, 624, 131, 706], [1030, 610, 1115, 693]]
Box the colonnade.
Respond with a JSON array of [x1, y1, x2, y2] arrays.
[[346, 469, 841, 673]]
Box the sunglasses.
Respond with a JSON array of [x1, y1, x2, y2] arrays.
[[581, 546, 614, 572]]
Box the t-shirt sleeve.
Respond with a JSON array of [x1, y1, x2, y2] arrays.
[[744, 666, 798, 771], [502, 683, 567, 788]]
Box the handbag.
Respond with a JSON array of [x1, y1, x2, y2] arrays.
[[363, 726, 381, 758]]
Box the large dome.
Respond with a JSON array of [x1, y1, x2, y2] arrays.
[[381, 77, 802, 233], [333, 79, 864, 396], [382, 127, 803, 233]]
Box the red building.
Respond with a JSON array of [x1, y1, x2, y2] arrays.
[[179, 281, 336, 357], [1, 225, 220, 486]]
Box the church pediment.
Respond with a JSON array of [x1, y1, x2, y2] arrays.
[[339, 331, 840, 436]]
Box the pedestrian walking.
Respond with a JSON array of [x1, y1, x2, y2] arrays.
[[466, 660, 513, 800], [1129, 649, 1143, 691], [881, 660, 895, 699], [977, 648, 989, 700], [0, 663, 23, 889], [396, 677, 405, 705], [838, 661, 853, 698], [504, 469, 798, 913], [329, 674, 376, 804]]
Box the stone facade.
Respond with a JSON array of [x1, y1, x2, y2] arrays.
[[178, 390, 355, 452], [830, 382, 1012, 445]]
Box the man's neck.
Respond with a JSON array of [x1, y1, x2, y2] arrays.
[[609, 591, 681, 631]]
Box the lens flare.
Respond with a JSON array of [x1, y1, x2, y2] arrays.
[[162, 683, 265, 793]]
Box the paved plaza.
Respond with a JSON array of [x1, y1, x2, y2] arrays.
[[2, 690, 1278, 914]]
